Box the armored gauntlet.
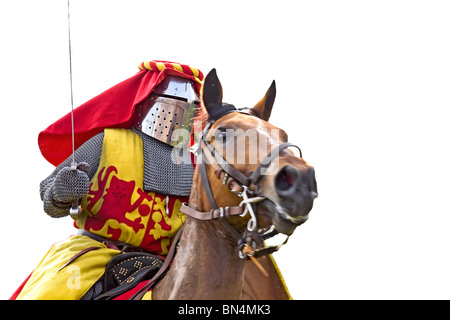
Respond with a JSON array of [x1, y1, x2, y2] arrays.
[[43, 162, 90, 217], [40, 132, 104, 218], [53, 162, 90, 203]]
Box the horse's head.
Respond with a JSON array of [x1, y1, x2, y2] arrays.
[[198, 69, 318, 236]]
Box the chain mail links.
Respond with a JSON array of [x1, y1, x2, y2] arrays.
[[43, 184, 71, 217], [81, 279, 103, 300], [40, 132, 104, 217], [136, 130, 194, 196], [53, 162, 90, 203], [40, 177, 54, 201], [42, 162, 90, 218]]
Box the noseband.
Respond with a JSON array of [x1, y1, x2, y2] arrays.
[[180, 110, 303, 259]]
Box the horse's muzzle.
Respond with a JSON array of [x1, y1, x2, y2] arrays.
[[274, 165, 318, 218], [256, 164, 317, 235]]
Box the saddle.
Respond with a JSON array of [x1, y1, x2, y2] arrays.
[[93, 251, 164, 300], [77, 229, 179, 300]]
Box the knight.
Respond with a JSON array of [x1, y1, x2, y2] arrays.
[[12, 60, 205, 300]]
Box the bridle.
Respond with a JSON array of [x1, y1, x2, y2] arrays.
[[180, 109, 304, 259]]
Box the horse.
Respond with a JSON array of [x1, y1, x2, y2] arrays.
[[144, 69, 318, 300]]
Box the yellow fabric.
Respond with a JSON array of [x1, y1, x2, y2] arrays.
[[143, 60, 152, 70], [142, 291, 152, 300], [170, 63, 184, 73], [138, 60, 203, 84], [155, 62, 166, 71], [268, 254, 293, 300], [16, 235, 120, 300], [76, 128, 185, 255]]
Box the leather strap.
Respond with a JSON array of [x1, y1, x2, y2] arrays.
[[77, 229, 142, 252], [253, 235, 289, 258], [180, 202, 244, 220], [130, 224, 185, 300], [57, 246, 102, 272], [201, 140, 250, 188], [249, 142, 302, 184], [198, 154, 218, 209]]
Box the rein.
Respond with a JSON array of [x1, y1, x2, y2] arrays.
[[180, 111, 303, 260]]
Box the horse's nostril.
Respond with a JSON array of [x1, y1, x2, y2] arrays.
[[275, 165, 299, 194]]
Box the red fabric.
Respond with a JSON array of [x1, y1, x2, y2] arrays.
[[9, 272, 33, 300], [39, 65, 202, 167], [10, 272, 155, 300], [10, 271, 155, 300]]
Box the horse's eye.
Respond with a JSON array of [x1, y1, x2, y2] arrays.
[[215, 127, 228, 142]]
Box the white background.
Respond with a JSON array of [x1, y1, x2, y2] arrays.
[[1, 0, 449, 299]]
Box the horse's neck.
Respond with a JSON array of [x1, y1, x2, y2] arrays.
[[153, 164, 245, 299], [153, 217, 245, 299]]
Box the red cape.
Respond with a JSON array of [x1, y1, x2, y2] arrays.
[[38, 61, 203, 166]]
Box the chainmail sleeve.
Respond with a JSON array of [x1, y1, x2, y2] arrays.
[[40, 132, 104, 217]]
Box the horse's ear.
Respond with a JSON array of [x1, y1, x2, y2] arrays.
[[250, 80, 276, 121], [202, 68, 223, 115]]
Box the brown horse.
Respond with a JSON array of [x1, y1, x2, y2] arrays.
[[151, 69, 317, 300]]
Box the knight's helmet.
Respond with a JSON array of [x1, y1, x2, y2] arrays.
[[133, 75, 200, 148]]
